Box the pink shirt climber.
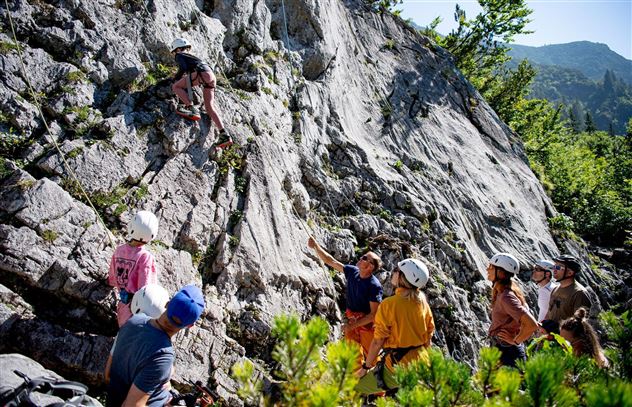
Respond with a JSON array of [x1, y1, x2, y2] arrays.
[[108, 243, 157, 327]]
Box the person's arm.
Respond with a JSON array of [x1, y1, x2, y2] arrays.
[[172, 54, 186, 81], [122, 384, 150, 407], [355, 337, 386, 378], [344, 301, 379, 332], [108, 254, 118, 287], [496, 292, 538, 345], [425, 300, 435, 346], [572, 290, 592, 312], [514, 313, 538, 344], [307, 236, 344, 272], [136, 253, 157, 289], [104, 354, 112, 384]]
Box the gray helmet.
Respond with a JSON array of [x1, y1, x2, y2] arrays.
[[534, 259, 554, 272]]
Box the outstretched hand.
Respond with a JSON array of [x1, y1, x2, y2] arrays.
[[308, 236, 317, 249]]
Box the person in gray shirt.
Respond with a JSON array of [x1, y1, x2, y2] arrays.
[[107, 285, 205, 407]]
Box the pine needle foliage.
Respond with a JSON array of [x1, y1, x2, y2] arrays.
[[233, 312, 632, 406]]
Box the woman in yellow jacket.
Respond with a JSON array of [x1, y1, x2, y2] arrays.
[[355, 258, 435, 394]]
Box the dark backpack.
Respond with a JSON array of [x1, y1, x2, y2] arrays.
[[0, 370, 101, 407]]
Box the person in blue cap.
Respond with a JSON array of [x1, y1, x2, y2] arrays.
[[107, 284, 205, 407]]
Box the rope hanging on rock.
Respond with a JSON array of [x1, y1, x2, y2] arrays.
[[3, 0, 115, 249]]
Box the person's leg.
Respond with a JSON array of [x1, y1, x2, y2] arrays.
[[344, 329, 364, 367], [497, 344, 524, 368], [198, 71, 225, 130], [172, 76, 192, 106], [359, 328, 374, 360], [355, 368, 398, 395]]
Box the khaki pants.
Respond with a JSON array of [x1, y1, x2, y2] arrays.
[[355, 367, 398, 395]]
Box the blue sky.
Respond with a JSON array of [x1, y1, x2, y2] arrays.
[[400, 0, 632, 60]]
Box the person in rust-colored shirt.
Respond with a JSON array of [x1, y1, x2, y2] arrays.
[[487, 253, 538, 368]]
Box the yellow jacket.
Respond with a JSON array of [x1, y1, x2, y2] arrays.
[[374, 288, 435, 371]]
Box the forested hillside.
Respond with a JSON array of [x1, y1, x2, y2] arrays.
[[526, 65, 632, 135], [508, 42, 632, 84], [423, 1, 632, 247]]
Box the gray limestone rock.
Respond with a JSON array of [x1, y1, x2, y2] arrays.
[[0, 0, 628, 402]]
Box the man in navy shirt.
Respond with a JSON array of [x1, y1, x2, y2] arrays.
[[308, 236, 383, 359], [107, 285, 205, 407]]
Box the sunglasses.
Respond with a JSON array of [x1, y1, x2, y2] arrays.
[[360, 255, 379, 270], [553, 265, 564, 270]]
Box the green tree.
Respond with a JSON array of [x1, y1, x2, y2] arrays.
[[425, 0, 533, 111], [568, 105, 581, 134], [585, 112, 596, 133], [233, 314, 360, 406]]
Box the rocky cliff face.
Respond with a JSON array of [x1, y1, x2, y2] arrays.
[[0, 0, 627, 404]]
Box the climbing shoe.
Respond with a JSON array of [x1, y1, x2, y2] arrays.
[[215, 130, 233, 149], [176, 105, 201, 121]]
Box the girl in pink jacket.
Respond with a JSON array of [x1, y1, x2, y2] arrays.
[[108, 211, 159, 327]]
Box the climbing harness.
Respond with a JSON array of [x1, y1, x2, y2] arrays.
[[372, 346, 422, 390], [4, 0, 114, 248]]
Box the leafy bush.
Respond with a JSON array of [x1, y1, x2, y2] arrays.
[[234, 312, 632, 406]]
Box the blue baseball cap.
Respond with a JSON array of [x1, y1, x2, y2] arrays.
[[167, 285, 205, 328]]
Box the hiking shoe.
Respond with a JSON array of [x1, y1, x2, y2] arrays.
[[215, 130, 233, 149], [176, 105, 201, 120]]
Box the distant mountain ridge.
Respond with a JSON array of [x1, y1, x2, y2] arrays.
[[508, 41, 632, 85], [506, 41, 632, 134]]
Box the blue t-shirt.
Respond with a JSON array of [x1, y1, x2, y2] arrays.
[[344, 265, 383, 314], [107, 315, 174, 407]]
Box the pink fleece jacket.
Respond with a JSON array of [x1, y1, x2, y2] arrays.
[[108, 243, 157, 327]]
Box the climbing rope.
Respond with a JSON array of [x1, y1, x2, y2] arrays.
[[280, 0, 291, 50], [3, 0, 115, 248]]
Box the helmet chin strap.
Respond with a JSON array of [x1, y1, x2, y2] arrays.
[[492, 269, 508, 284], [533, 272, 550, 284], [556, 270, 573, 282]]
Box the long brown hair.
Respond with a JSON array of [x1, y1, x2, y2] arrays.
[[397, 272, 425, 305], [560, 307, 609, 368], [491, 266, 526, 306]]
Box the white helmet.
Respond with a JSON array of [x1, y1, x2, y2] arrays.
[[490, 253, 520, 274], [397, 258, 429, 288], [127, 210, 159, 243], [131, 284, 169, 318], [170, 38, 191, 52], [534, 259, 554, 272]]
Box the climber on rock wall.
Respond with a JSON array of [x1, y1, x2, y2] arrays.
[[170, 38, 233, 149]]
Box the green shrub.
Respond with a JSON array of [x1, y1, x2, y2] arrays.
[[0, 40, 19, 54], [66, 71, 86, 83], [234, 314, 360, 406], [233, 311, 632, 406], [235, 176, 247, 193], [0, 128, 31, 158], [41, 229, 59, 243], [217, 144, 243, 175]]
